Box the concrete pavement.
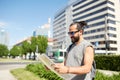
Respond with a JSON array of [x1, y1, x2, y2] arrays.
[[98, 69, 119, 76], [0, 70, 17, 80], [0, 64, 27, 80]]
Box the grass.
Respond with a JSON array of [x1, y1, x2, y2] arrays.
[[11, 68, 47, 80], [95, 71, 120, 80], [11, 68, 120, 80]]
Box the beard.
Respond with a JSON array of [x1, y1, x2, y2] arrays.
[[71, 35, 79, 44]]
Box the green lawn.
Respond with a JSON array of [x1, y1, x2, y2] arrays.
[[95, 71, 120, 80], [11, 68, 47, 80]]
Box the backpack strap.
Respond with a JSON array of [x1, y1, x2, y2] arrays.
[[67, 44, 73, 52]]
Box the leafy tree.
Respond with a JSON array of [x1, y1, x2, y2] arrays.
[[37, 35, 48, 53], [30, 36, 48, 60], [31, 36, 37, 60], [21, 41, 31, 59], [0, 44, 9, 57], [10, 46, 22, 58]]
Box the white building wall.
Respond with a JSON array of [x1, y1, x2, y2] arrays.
[[114, 0, 120, 54], [53, 9, 67, 51], [53, 0, 120, 54], [65, 6, 73, 48]]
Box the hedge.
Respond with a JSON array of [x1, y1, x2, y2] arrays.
[[95, 55, 120, 71], [26, 63, 63, 80]]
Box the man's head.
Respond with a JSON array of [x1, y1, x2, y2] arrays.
[[68, 21, 87, 43]]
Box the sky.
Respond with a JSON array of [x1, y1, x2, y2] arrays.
[[0, 0, 68, 46]]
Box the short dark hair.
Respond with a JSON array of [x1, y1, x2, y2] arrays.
[[70, 21, 87, 31]]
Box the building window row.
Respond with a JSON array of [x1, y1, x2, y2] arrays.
[[108, 33, 116, 38], [84, 32, 116, 40], [73, 5, 114, 17], [73, 6, 115, 18], [107, 7, 115, 12], [96, 48, 117, 51], [53, 14, 65, 23], [84, 28, 105, 35], [108, 19, 116, 24], [73, 0, 114, 12], [53, 18, 66, 27], [84, 26, 116, 35], [73, 0, 87, 7], [73, 12, 115, 22], [53, 31, 66, 38], [53, 23, 66, 30], [91, 40, 117, 45], [84, 19, 116, 29], [85, 13, 114, 23], [108, 26, 116, 31], [54, 10, 65, 19], [85, 21, 105, 29], [73, 0, 98, 12], [107, 0, 114, 5], [74, 13, 115, 22], [84, 34, 104, 40], [73, 7, 106, 17]]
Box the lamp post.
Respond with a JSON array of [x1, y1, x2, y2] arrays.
[[105, 16, 108, 55], [62, 33, 69, 50], [36, 45, 38, 53]]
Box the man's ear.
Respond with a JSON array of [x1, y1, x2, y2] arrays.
[[80, 30, 83, 34]]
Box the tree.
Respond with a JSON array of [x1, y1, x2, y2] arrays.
[[10, 46, 22, 58], [0, 44, 9, 57], [21, 41, 31, 59], [31, 36, 37, 60], [37, 35, 48, 53], [30, 36, 48, 60]]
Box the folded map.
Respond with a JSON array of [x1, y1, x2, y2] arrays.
[[38, 54, 70, 80]]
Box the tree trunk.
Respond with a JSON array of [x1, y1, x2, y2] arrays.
[[33, 52, 36, 60], [29, 53, 32, 60]]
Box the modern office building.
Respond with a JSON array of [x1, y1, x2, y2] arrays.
[[0, 28, 9, 46], [53, 0, 120, 54]]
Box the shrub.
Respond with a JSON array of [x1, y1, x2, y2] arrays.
[[95, 55, 120, 71], [26, 63, 63, 80]]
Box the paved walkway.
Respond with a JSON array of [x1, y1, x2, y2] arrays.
[[0, 70, 17, 80], [0, 64, 27, 80]]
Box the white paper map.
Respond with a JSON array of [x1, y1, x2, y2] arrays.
[[38, 54, 70, 80]]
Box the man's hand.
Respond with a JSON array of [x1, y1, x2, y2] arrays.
[[53, 63, 69, 74]]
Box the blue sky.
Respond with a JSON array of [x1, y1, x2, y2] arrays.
[[0, 0, 68, 46]]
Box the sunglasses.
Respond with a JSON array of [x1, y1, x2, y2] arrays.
[[68, 30, 79, 35]]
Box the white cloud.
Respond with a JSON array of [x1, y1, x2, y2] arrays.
[[0, 22, 7, 27]]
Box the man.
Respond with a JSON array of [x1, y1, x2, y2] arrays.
[[53, 21, 96, 80]]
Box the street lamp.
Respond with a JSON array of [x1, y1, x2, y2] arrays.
[[36, 45, 38, 53], [105, 16, 109, 55], [61, 33, 70, 50]]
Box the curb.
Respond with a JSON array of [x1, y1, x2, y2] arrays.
[[97, 69, 119, 76]]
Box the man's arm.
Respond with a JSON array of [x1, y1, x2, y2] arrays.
[[53, 46, 94, 74]]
